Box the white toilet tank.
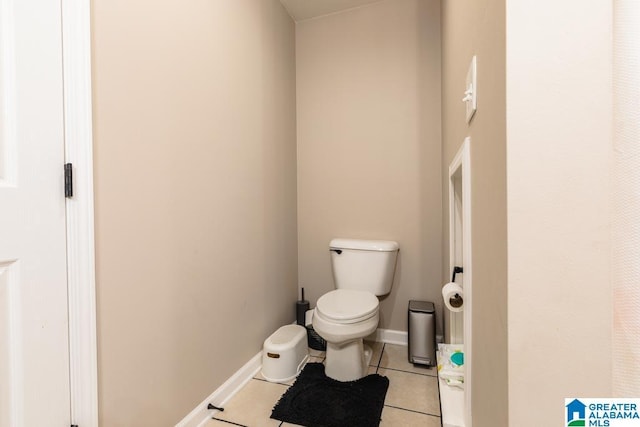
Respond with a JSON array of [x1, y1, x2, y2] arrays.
[[329, 238, 399, 296]]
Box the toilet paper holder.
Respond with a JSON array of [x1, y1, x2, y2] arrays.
[[447, 266, 464, 310], [451, 266, 463, 282]]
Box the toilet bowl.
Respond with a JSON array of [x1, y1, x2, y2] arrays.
[[313, 289, 379, 381], [311, 238, 399, 382]]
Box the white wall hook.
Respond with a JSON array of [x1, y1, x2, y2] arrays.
[[464, 56, 477, 123]]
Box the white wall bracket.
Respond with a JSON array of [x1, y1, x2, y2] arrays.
[[463, 56, 477, 123]]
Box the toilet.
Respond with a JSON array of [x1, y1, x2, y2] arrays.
[[312, 238, 399, 381]]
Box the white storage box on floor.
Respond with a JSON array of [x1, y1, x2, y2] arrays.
[[261, 324, 309, 383]]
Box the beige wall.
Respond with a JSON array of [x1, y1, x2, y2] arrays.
[[612, 0, 640, 397], [296, 0, 442, 332], [443, 0, 613, 424], [90, 1, 616, 424], [91, 1, 297, 425], [441, 0, 508, 425], [506, 0, 612, 424]]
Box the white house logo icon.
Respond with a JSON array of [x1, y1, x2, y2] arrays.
[[566, 399, 586, 426]]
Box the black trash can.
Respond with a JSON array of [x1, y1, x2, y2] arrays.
[[407, 300, 436, 366]]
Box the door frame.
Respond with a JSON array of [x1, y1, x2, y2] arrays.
[[448, 137, 472, 427], [62, 0, 98, 425]]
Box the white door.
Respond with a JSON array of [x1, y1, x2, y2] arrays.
[[0, 0, 71, 426]]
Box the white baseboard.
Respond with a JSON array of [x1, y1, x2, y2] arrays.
[[175, 351, 262, 427], [368, 328, 408, 346], [176, 327, 408, 427]]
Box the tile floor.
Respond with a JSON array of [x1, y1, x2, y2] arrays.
[[205, 342, 442, 427]]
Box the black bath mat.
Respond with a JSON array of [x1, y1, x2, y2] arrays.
[[271, 363, 389, 427]]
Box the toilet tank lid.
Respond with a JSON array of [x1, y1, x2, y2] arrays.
[[330, 238, 399, 252]]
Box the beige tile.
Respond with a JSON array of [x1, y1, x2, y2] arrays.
[[213, 378, 287, 426], [379, 343, 438, 376], [255, 357, 324, 386], [378, 368, 441, 416], [309, 348, 325, 358], [365, 340, 384, 366], [308, 355, 325, 364], [380, 406, 442, 427], [255, 370, 296, 386], [204, 419, 244, 426], [215, 352, 442, 427]]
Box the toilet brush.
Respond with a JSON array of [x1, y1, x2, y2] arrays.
[[296, 288, 310, 326]]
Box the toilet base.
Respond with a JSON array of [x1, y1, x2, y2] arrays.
[[324, 339, 372, 381]]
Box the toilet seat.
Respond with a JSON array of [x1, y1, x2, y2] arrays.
[[316, 289, 379, 324]]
